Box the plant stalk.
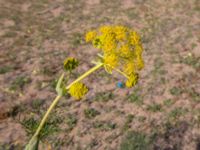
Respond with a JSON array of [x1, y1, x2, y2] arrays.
[[30, 63, 103, 140]]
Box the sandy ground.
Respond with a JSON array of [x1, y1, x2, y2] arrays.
[[0, 0, 200, 149]]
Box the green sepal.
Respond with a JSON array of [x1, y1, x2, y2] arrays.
[[56, 73, 67, 96]]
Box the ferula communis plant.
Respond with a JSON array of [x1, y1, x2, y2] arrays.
[[25, 25, 144, 150]]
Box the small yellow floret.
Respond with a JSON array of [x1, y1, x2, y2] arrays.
[[120, 44, 132, 58], [99, 26, 112, 34], [129, 31, 141, 45], [123, 62, 135, 75], [102, 34, 116, 52], [114, 26, 127, 40], [125, 73, 139, 88], [136, 57, 144, 70], [104, 54, 118, 73], [85, 30, 97, 42], [68, 82, 88, 100]]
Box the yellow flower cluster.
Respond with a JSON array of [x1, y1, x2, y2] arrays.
[[85, 25, 144, 88], [125, 73, 139, 88], [85, 30, 97, 42], [68, 82, 88, 99]]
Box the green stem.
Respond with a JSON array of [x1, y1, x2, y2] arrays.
[[34, 95, 61, 137], [66, 63, 103, 89], [30, 63, 103, 139], [92, 61, 129, 78], [111, 66, 129, 78]]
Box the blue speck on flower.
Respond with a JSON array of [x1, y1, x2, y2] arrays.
[[117, 81, 124, 88]]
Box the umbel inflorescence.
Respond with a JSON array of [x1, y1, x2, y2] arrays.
[[25, 25, 144, 150], [67, 25, 144, 99], [85, 25, 144, 87]]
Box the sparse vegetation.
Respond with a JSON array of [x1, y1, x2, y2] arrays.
[[180, 54, 200, 69], [93, 121, 117, 131], [94, 92, 114, 102], [21, 116, 60, 139], [0, 0, 199, 149], [170, 87, 183, 96], [0, 66, 13, 74], [147, 103, 162, 112], [120, 131, 152, 150], [84, 108, 100, 119], [137, 116, 146, 123], [66, 114, 77, 131], [168, 107, 188, 121], [127, 91, 143, 106], [9, 76, 31, 91], [163, 99, 174, 107], [122, 114, 135, 132]]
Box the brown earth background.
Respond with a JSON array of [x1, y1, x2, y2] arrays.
[[0, 0, 200, 149]]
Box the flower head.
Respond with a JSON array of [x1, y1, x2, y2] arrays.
[[104, 53, 119, 73], [85, 25, 144, 88], [85, 30, 97, 42], [114, 25, 127, 40], [123, 62, 136, 75], [125, 73, 139, 88], [120, 44, 133, 58], [68, 82, 88, 99]]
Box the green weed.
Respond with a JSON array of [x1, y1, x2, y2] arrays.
[[21, 116, 61, 139], [8, 104, 25, 118], [10, 76, 31, 91], [31, 99, 45, 110], [137, 116, 146, 122], [94, 92, 114, 102], [127, 91, 143, 106], [84, 108, 100, 119], [180, 54, 200, 69], [122, 114, 135, 132], [191, 43, 197, 49], [0, 66, 13, 74], [0, 143, 23, 150], [66, 114, 77, 131], [147, 103, 162, 112], [71, 33, 83, 47], [152, 57, 167, 75], [170, 87, 183, 96], [163, 99, 174, 107], [188, 89, 200, 102], [120, 131, 152, 150], [168, 107, 188, 121], [93, 121, 116, 131]]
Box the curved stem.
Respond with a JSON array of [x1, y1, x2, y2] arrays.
[[66, 63, 103, 89], [104, 64, 129, 78], [91, 61, 128, 79], [112, 67, 129, 78], [31, 63, 103, 139], [34, 95, 61, 137]]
